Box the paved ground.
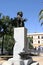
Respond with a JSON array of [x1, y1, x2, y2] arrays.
[[32, 56, 43, 65], [0, 53, 43, 65], [32, 53, 43, 65], [0, 58, 6, 64]]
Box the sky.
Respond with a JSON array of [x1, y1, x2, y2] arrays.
[[0, 0, 43, 33]]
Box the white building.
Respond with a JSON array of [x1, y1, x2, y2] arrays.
[[27, 33, 43, 51]]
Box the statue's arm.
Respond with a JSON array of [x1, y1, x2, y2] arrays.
[[23, 19, 27, 22]]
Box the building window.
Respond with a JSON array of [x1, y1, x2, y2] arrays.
[[41, 36, 43, 39], [38, 36, 40, 39], [38, 41, 40, 43]]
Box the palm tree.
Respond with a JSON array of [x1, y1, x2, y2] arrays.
[[0, 13, 15, 55], [0, 13, 4, 55], [39, 9, 43, 25], [3, 17, 15, 55], [0, 15, 11, 54], [0, 20, 7, 55]]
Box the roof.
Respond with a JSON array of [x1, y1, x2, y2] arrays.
[[27, 33, 43, 36]]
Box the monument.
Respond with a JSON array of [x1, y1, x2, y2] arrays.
[[13, 11, 33, 65], [2, 11, 39, 65]]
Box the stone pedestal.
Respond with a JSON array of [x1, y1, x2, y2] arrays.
[[13, 27, 32, 65], [13, 27, 28, 59]]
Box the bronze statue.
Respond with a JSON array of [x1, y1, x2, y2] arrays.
[[13, 11, 26, 27]]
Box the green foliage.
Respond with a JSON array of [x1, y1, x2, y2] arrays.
[[28, 37, 33, 49], [4, 35, 15, 54], [39, 9, 43, 25], [0, 40, 2, 48], [0, 12, 15, 54], [28, 37, 33, 43], [39, 16, 43, 21], [39, 10, 43, 16], [29, 43, 33, 49]]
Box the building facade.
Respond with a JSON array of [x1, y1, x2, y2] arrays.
[[27, 33, 43, 51]]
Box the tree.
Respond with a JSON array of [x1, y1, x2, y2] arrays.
[[4, 35, 15, 55], [28, 37, 33, 49], [3, 20, 14, 55], [39, 9, 43, 25], [0, 14, 13, 54], [0, 13, 5, 55]]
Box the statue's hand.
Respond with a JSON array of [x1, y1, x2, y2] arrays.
[[23, 19, 27, 22]]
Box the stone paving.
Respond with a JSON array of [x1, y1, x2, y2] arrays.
[[0, 58, 6, 65], [32, 55, 43, 65], [0, 53, 43, 65]]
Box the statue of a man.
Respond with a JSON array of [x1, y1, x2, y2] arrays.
[[13, 11, 26, 27]]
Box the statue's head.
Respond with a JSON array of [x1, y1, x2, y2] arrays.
[[17, 11, 23, 17]]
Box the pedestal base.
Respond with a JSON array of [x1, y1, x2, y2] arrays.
[[13, 59, 32, 65], [8, 58, 33, 65], [13, 27, 28, 59]]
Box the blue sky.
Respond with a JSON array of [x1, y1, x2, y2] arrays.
[[0, 0, 43, 33]]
